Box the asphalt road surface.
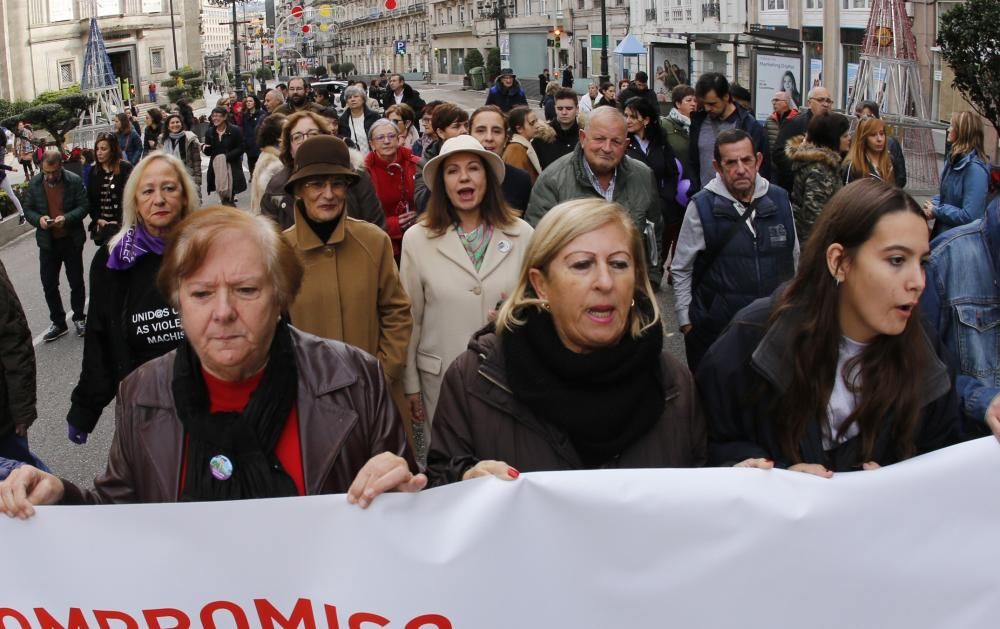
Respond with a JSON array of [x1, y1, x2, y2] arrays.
[[0, 80, 686, 488]]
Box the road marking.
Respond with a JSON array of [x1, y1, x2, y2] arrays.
[[33, 298, 90, 347]]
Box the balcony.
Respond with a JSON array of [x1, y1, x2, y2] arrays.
[[702, 1, 720, 19]]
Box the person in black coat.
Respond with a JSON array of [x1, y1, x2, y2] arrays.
[[66, 153, 198, 444], [203, 106, 247, 205], [696, 180, 968, 475], [380, 74, 426, 114], [561, 65, 574, 88], [623, 96, 680, 277], [338, 85, 382, 154], [240, 95, 266, 178], [485, 69, 529, 113], [617, 72, 659, 114], [87, 133, 133, 247]]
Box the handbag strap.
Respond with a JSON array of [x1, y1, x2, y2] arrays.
[[693, 199, 757, 288]]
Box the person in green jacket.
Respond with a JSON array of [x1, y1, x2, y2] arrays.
[[525, 107, 662, 286], [22, 152, 90, 342]]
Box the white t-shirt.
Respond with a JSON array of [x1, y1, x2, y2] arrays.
[[823, 336, 867, 450], [351, 115, 370, 155]]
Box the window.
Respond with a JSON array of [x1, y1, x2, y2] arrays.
[[806, 0, 824, 7], [761, 0, 786, 9], [58, 60, 75, 88], [459, 5, 465, 23], [150, 47, 165, 73], [843, 0, 869, 7]]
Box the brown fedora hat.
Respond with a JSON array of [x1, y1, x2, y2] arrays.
[[285, 135, 360, 194]]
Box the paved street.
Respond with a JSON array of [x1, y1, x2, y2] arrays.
[[0, 80, 686, 487]]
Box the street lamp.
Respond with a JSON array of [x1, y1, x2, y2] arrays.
[[208, 0, 251, 97]]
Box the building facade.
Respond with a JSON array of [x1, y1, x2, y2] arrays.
[[334, 0, 431, 76], [0, 0, 201, 102]]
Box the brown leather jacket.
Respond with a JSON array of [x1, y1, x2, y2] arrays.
[[427, 327, 707, 486], [61, 327, 412, 504]]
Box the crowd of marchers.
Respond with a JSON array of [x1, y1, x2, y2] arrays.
[[1, 67, 998, 514]]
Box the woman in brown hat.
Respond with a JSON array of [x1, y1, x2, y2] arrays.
[[282, 135, 415, 449], [400, 136, 533, 462]]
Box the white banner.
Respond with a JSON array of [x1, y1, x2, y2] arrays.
[[3, 438, 1000, 628]]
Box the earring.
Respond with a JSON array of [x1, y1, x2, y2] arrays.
[[540, 301, 551, 311], [835, 277, 842, 287], [631, 299, 636, 308]]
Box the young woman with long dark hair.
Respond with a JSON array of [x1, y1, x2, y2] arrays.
[[697, 179, 965, 475], [87, 132, 133, 246]]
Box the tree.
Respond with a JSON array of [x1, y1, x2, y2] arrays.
[[329, 63, 343, 77], [341, 62, 356, 76], [163, 66, 204, 103], [311, 65, 328, 78], [0, 94, 93, 150], [255, 66, 274, 81], [465, 49, 484, 73], [938, 0, 1000, 135], [486, 48, 501, 83]]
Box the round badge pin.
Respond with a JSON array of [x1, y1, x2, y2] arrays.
[[209, 455, 233, 480], [497, 239, 511, 254]]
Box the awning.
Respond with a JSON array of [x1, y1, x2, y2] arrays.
[[614, 33, 647, 56]]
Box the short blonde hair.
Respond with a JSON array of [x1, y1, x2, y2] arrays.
[[108, 152, 199, 249], [157, 206, 304, 311], [495, 198, 659, 337]]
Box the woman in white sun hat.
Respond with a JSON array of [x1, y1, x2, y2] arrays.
[[399, 135, 534, 462]]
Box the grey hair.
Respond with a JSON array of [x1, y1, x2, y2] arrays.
[[367, 117, 397, 140], [266, 89, 285, 104], [584, 106, 627, 131], [344, 85, 366, 100], [807, 86, 829, 100]]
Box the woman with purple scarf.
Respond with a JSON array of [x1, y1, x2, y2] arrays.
[[65, 152, 199, 444]]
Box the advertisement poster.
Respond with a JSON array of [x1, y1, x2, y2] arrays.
[[845, 62, 860, 108], [754, 53, 802, 121], [651, 46, 689, 99], [810, 58, 823, 88]]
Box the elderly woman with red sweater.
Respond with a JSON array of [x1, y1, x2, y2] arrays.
[[364, 118, 419, 261]]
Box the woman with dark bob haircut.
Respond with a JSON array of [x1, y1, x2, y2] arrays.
[[0, 207, 424, 513], [697, 179, 967, 475]]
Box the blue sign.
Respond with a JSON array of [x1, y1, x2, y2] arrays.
[[395, 40, 406, 55]]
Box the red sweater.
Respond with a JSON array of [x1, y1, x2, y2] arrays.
[[364, 146, 419, 258], [179, 369, 305, 497]]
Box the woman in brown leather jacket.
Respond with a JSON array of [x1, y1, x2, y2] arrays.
[[427, 198, 706, 485], [0, 207, 424, 515]]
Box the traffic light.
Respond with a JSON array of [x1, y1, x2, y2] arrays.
[[553, 27, 562, 38]]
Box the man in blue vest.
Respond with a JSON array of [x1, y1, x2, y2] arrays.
[[671, 129, 799, 371]]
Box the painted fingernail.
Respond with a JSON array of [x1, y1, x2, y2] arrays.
[[507, 467, 520, 479]]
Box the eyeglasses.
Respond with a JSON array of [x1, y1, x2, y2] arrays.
[[372, 133, 399, 143], [291, 129, 322, 143], [302, 177, 349, 192]]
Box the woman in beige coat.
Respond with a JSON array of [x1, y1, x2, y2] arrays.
[[282, 135, 414, 445], [401, 136, 533, 460]]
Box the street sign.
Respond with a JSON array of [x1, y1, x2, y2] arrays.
[[395, 40, 406, 55]]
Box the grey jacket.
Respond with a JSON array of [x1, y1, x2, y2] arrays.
[[525, 143, 658, 231]]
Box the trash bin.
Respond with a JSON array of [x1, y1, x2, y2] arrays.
[[469, 67, 486, 91]]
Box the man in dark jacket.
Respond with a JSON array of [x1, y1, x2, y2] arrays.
[[485, 68, 528, 113], [772, 85, 833, 190], [562, 65, 574, 88], [617, 71, 659, 113], [273, 77, 325, 116], [537, 69, 549, 100], [0, 259, 39, 473], [22, 152, 90, 342], [203, 106, 247, 205], [689, 73, 769, 192], [381, 73, 426, 113], [532, 88, 580, 170], [671, 129, 798, 371]]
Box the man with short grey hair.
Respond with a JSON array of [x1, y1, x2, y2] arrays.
[[579, 82, 600, 113], [263, 89, 285, 114], [765, 90, 798, 168], [526, 107, 663, 283]]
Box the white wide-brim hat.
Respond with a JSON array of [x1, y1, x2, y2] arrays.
[[422, 135, 506, 191]]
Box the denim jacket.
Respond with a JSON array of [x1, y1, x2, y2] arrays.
[[932, 151, 990, 236], [921, 198, 1000, 427]]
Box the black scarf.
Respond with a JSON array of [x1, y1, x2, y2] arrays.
[[502, 303, 665, 467], [172, 320, 299, 501]]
